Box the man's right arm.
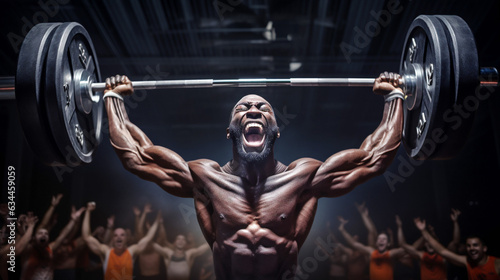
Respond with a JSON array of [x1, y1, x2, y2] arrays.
[[396, 215, 422, 260], [414, 218, 466, 267], [356, 202, 378, 248], [82, 202, 108, 260], [447, 208, 461, 252], [104, 75, 195, 197], [337, 216, 373, 256]]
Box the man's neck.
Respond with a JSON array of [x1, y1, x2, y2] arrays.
[[229, 155, 277, 186], [468, 255, 489, 266], [113, 247, 127, 255]]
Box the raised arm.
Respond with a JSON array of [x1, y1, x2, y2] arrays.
[[326, 221, 355, 257], [356, 202, 378, 248], [312, 73, 404, 197], [155, 213, 172, 248], [103, 215, 114, 245], [128, 211, 160, 256], [447, 208, 461, 252], [104, 75, 195, 197], [82, 202, 109, 260], [396, 215, 422, 260], [15, 215, 38, 255], [62, 206, 83, 244], [50, 206, 85, 251], [186, 242, 211, 265], [153, 242, 173, 260], [135, 203, 152, 240], [337, 216, 373, 255], [414, 218, 466, 267], [37, 193, 63, 232]]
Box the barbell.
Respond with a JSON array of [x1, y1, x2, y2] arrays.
[[0, 15, 498, 166]]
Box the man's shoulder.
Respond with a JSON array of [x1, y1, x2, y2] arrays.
[[188, 159, 222, 172], [286, 157, 322, 171]]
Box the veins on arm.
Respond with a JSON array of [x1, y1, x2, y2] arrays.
[[106, 97, 194, 197], [313, 99, 403, 197]]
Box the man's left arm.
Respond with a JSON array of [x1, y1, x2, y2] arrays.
[[312, 72, 404, 197], [187, 243, 211, 262], [128, 211, 160, 256], [49, 206, 85, 251]]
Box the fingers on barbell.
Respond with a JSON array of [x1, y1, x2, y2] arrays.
[[120, 75, 129, 84], [105, 77, 112, 89], [378, 72, 400, 84]]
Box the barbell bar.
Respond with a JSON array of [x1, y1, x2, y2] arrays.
[[3, 15, 499, 167], [1, 69, 497, 95]]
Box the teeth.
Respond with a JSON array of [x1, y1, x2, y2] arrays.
[[246, 123, 263, 129]]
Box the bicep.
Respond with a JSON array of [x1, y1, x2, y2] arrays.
[[152, 243, 171, 258], [84, 236, 108, 257], [313, 149, 384, 197], [351, 242, 373, 255]]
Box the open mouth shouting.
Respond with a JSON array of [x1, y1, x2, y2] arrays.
[[114, 237, 125, 249], [243, 122, 266, 153], [468, 249, 479, 259]]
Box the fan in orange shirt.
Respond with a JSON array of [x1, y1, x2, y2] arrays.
[[338, 216, 405, 280], [415, 218, 500, 280]]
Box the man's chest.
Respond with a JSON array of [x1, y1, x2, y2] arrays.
[[195, 169, 314, 234]]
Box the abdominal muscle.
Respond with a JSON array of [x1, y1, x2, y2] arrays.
[[212, 221, 298, 280]]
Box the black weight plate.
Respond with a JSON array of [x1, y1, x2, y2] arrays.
[[400, 15, 452, 160], [16, 22, 65, 166], [45, 22, 103, 166], [433, 15, 478, 159]]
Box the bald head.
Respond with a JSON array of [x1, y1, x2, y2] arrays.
[[227, 94, 280, 164], [230, 94, 275, 123], [112, 227, 127, 250]]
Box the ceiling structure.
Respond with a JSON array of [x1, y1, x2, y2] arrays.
[[0, 1, 499, 275]]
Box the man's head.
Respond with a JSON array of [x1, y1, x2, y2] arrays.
[[112, 228, 127, 250], [34, 228, 50, 246], [465, 236, 488, 263], [376, 232, 390, 252], [227, 94, 280, 164], [174, 234, 187, 250]]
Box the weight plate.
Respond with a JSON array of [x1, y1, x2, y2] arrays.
[[432, 15, 478, 159], [400, 15, 452, 160], [45, 22, 103, 166], [16, 22, 65, 165]]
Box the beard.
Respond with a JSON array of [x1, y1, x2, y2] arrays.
[[228, 122, 279, 164]]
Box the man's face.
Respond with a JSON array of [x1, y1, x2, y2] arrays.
[[466, 237, 487, 262], [227, 95, 279, 164], [112, 228, 127, 250], [174, 235, 187, 250], [35, 228, 49, 246], [376, 233, 389, 252]]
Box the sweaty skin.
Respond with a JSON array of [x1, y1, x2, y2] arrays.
[[103, 73, 404, 279]]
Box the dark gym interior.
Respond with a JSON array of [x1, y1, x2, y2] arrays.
[[1, 0, 499, 279]]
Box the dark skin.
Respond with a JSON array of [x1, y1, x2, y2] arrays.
[[104, 72, 404, 280]]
